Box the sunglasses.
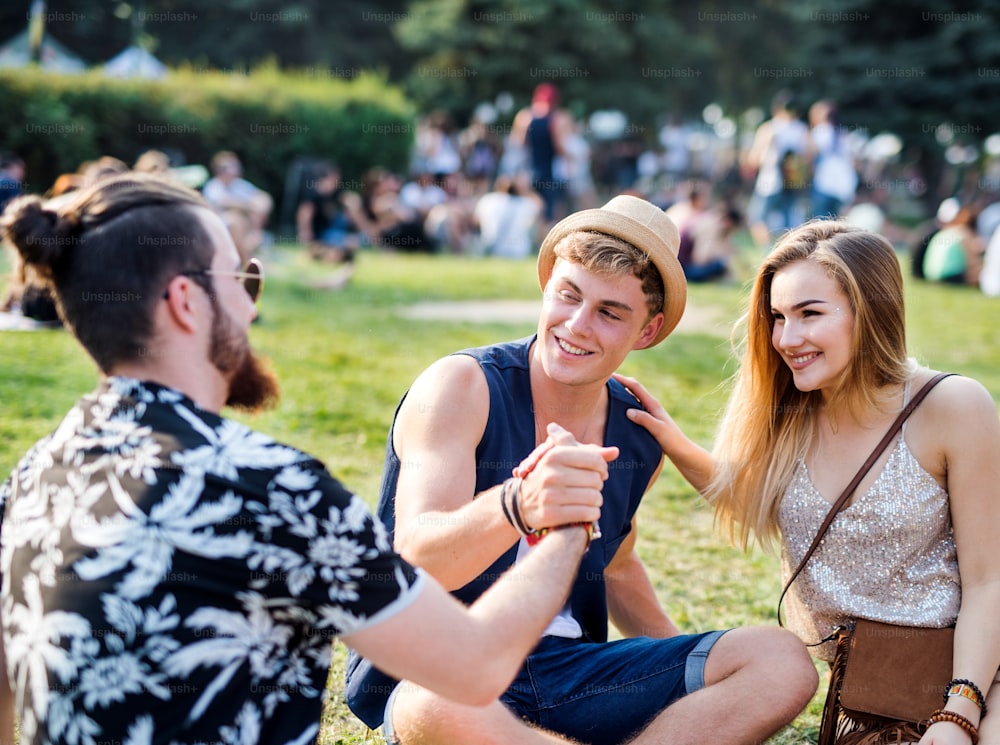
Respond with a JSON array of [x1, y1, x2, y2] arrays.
[[165, 258, 264, 303]]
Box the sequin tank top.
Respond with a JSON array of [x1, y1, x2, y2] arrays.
[[779, 409, 960, 662]]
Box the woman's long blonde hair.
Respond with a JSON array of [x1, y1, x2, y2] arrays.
[[706, 221, 914, 551]]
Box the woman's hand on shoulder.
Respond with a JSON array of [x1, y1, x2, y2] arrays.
[[612, 373, 714, 493], [613, 373, 681, 449]]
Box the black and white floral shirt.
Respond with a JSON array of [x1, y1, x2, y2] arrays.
[[0, 377, 423, 745]]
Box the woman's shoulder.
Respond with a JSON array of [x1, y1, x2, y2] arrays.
[[911, 368, 996, 422], [899, 369, 997, 482]]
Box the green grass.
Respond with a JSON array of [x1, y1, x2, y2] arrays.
[[2, 243, 997, 744]]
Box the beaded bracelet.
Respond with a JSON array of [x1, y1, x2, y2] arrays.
[[945, 678, 988, 717], [925, 709, 980, 744]]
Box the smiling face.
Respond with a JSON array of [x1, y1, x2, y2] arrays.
[[769, 259, 855, 395], [536, 258, 663, 388]]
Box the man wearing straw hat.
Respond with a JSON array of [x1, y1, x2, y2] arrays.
[[346, 195, 817, 744]]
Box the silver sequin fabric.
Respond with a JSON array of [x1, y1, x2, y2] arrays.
[[779, 431, 960, 662]]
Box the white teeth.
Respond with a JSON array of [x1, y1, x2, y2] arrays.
[[792, 353, 817, 364], [558, 338, 590, 356]]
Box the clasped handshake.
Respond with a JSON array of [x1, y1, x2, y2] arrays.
[[505, 423, 619, 543]]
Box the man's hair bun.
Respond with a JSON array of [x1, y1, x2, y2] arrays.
[[1, 195, 79, 277]]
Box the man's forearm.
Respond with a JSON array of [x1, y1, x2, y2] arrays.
[[394, 481, 522, 591], [343, 524, 591, 707], [468, 525, 590, 673]]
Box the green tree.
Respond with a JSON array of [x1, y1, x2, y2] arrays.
[[394, 0, 709, 132], [0, 0, 415, 75], [783, 0, 1000, 204]]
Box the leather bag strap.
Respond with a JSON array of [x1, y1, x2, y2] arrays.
[[777, 372, 954, 627]]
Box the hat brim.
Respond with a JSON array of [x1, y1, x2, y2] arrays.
[[537, 206, 687, 347]]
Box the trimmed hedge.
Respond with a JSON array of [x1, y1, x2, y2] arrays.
[[0, 64, 416, 229]]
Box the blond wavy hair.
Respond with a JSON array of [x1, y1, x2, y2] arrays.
[[706, 220, 915, 551]]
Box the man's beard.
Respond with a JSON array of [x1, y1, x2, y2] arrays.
[[209, 299, 280, 414]]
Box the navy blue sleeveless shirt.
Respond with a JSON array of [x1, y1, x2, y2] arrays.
[[345, 335, 664, 728]]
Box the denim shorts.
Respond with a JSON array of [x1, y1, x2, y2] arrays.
[[383, 630, 727, 745]]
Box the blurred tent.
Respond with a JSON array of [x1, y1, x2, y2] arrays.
[[103, 45, 168, 79], [0, 29, 86, 73]]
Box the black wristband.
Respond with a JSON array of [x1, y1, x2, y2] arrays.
[[508, 478, 535, 536], [499, 479, 517, 529]]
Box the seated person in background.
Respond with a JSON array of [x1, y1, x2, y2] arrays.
[[664, 183, 710, 238], [359, 167, 433, 252], [296, 161, 366, 289], [677, 203, 743, 283], [923, 204, 985, 286], [296, 161, 365, 260], [423, 171, 479, 254], [976, 198, 1000, 246], [399, 169, 464, 252], [471, 172, 543, 258], [399, 169, 449, 221], [202, 150, 273, 264], [843, 185, 916, 249], [909, 197, 957, 280]]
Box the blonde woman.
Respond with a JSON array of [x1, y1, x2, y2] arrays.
[[618, 220, 1000, 744]]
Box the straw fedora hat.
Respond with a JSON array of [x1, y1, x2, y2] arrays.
[[537, 195, 687, 347]]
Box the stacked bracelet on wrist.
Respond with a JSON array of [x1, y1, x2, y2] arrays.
[[945, 679, 988, 718], [499, 478, 518, 530], [504, 477, 534, 536], [925, 709, 980, 744], [500, 477, 535, 536], [499, 477, 601, 546]]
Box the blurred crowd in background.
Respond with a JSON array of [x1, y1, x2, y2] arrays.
[[3, 82, 999, 329]]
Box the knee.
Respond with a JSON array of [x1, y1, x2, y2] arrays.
[[752, 627, 818, 711], [390, 683, 472, 745], [389, 683, 436, 741], [710, 627, 818, 712]]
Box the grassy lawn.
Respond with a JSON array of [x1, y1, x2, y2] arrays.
[[2, 240, 998, 744]]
